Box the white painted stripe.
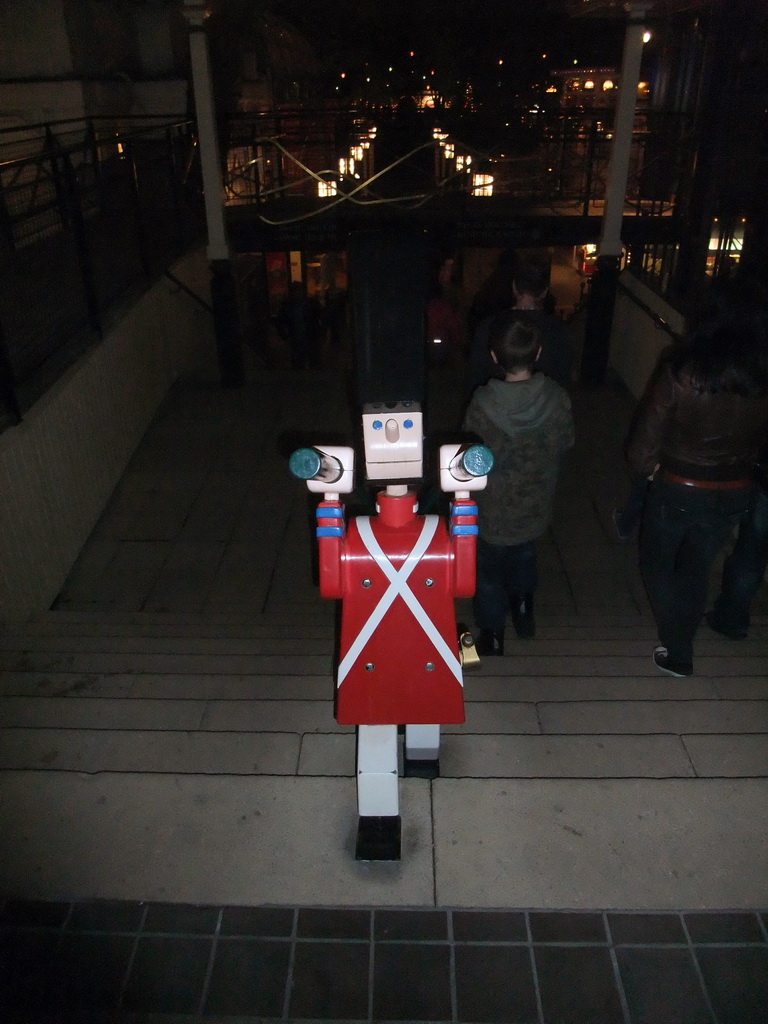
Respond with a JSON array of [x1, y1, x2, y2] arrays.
[[337, 515, 462, 687], [337, 516, 435, 684]]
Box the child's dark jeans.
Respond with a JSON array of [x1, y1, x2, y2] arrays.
[[473, 536, 537, 635]]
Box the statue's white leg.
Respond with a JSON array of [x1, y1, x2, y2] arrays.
[[404, 723, 441, 779], [355, 724, 400, 859]]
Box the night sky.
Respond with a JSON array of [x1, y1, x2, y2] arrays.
[[276, 0, 626, 98]]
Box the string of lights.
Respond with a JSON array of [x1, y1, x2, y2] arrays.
[[247, 137, 482, 225]]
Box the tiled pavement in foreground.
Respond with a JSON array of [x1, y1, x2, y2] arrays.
[[3, 900, 768, 1023]]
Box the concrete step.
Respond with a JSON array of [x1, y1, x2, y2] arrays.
[[2, 608, 766, 639], [3, 648, 768, 683], [1, 692, 765, 736], [2, 628, 768, 657], [4, 669, 759, 700], [1, 608, 337, 629], [0, 620, 335, 640], [0, 650, 335, 675], [0, 608, 765, 910], [1, 771, 766, 909], [3, 727, 767, 780], [0, 634, 336, 656]]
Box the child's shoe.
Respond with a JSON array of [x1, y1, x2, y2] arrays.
[[475, 629, 504, 656], [511, 595, 535, 638]]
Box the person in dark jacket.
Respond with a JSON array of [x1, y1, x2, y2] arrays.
[[467, 256, 572, 397], [626, 278, 768, 677], [276, 282, 325, 370], [707, 452, 768, 639]]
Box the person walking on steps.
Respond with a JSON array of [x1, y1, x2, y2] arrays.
[[463, 310, 574, 654], [707, 447, 768, 639], [467, 255, 573, 398], [626, 277, 768, 678]]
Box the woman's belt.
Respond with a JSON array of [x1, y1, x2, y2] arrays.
[[661, 471, 751, 490]]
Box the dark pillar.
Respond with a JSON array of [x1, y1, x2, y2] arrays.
[[0, 322, 22, 424], [210, 259, 244, 387], [184, 1, 243, 388], [580, 255, 621, 384], [349, 229, 428, 407]]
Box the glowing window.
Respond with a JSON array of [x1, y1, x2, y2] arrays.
[[472, 173, 493, 197]]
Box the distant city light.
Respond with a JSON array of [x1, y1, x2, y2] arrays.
[[643, 31, 652, 43]]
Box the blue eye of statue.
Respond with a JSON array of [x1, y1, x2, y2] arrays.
[[372, 420, 383, 430], [403, 419, 413, 429]]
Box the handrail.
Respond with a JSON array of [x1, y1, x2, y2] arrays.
[[164, 271, 213, 314], [0, 113, 191, 138], [619, 272, 682, 341], [0, 118, 194, 170], [0, 116, 204, 428]]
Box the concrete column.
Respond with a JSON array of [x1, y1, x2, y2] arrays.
[[184, 1, 228, 261], [183, 0, 243, 386], [599, 5, 650, 256], [582, 3, 649, 383]]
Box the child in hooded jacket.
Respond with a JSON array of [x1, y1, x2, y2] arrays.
[[463, 310, 574, 652]]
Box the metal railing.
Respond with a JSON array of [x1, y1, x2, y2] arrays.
[[0, 104, 698, 428], [218, 106, 693, 218], [0, 117, 204, 428]]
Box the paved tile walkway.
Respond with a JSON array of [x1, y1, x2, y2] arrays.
[[3, 899, 768, 1022]]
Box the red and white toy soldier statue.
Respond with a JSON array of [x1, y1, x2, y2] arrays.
[[290, 401, 492, 860]]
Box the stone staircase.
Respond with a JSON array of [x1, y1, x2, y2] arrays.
[[1, 608, 766, 911]]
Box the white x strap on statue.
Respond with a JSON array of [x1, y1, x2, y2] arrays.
[[337, 515, 463, 686]]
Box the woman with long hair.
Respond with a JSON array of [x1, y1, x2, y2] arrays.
[[627, 276, 768, 676]]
